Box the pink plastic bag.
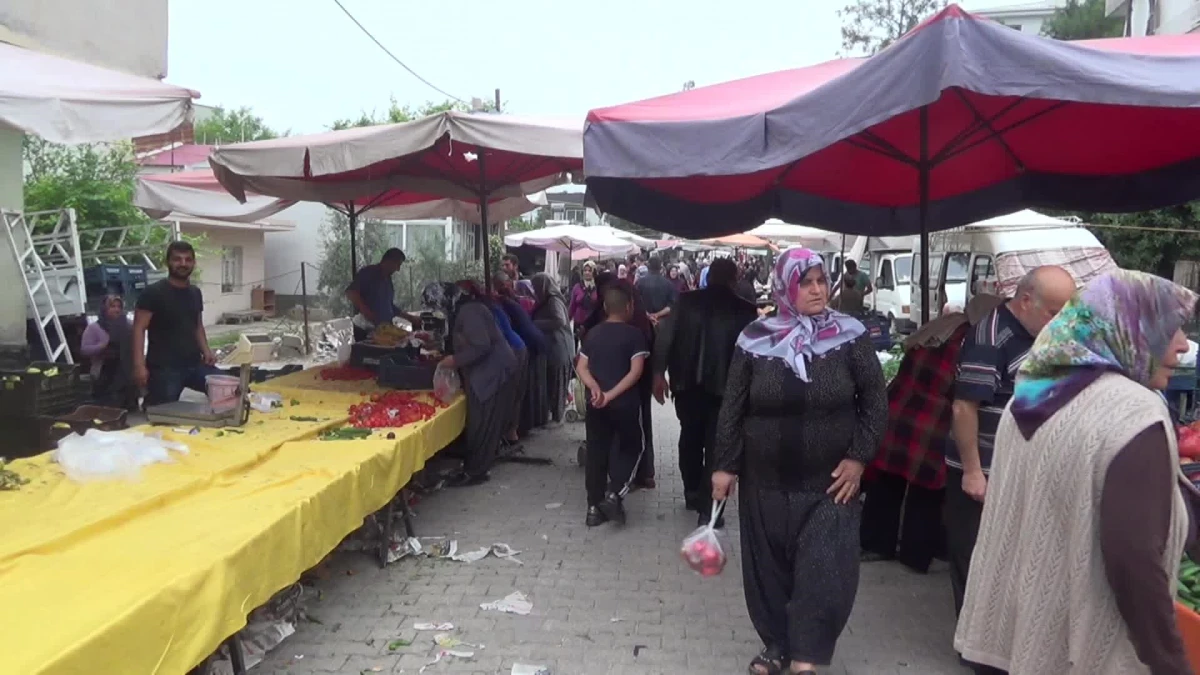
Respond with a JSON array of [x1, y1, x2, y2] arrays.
[[433, 364, 461, 403], [681, 501, 727, 577]]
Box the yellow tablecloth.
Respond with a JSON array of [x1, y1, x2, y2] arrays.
[[0, 371, 464, 675]]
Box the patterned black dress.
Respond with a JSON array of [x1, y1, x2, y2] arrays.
[[714, 333, 887, 665]]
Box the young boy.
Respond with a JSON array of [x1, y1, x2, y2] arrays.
[[577, 285, 650, 526]]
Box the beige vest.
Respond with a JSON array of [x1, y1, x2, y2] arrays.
[[954, 373, 1190, 675]]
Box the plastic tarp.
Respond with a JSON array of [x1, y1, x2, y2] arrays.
[[504, 223, 637, 255], [0, 372, 465, 675], [135, 169, 547, 225], [208, 111, 584, 205], [0, 42, 197, 144], [584, 4, 1200, 237]]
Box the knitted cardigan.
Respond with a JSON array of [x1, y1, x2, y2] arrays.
[[954, 373, 1189, 674]]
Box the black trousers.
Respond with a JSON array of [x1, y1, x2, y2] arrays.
[[860, 472, 945, 573], [673, 389, 722, 510], [635, 375, 655, 481], [944, 467, 984, 617], [584, 403, 644, 506]]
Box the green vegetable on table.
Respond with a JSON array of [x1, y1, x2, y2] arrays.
[[290, 415, 320, 422], [320, 427, 374, 441], [1178, 556, 1200, 611], [0, 458, 28, 491]]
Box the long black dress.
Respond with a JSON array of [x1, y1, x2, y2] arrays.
[[714, 333, 887, 666]]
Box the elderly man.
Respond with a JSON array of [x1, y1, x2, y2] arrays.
[[945, 265, 1076, 618]]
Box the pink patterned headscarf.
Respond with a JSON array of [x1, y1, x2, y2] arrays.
[[736, 248, 865, 382]]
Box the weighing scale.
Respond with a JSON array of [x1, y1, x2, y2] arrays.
[[145, 333, 274, 428]]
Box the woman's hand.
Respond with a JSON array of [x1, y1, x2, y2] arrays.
[[712, 470, 738, 501], [439, 355, 456, 369], [827, 459, 865, 504]]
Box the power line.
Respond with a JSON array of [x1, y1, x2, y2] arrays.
[[330, 0, 468, 105]]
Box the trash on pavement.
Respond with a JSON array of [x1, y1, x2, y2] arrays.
[[511, 665, 551, 675], [419, 649, 475, 673], [434, 633, 484, 650], [413, 621, 454, 631], [480, 591, 533, 615], [544, 502, 562, 509]]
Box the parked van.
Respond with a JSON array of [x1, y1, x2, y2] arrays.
[[909, 210, 1116, 326]]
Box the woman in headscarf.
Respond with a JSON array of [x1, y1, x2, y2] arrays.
[[667, 264, 688, 294], [80, 294, 136, 409], [493, 273, 547, 442], [634, 264, 649, 286], [531, 273, 575, 424], [955, 270, 1200, 675], [438, 280, 517, 487], [617, 264, 629, 280], [569, 261, 600, 350], [514, 279, 537, 315], [712, 248, 887, 675]]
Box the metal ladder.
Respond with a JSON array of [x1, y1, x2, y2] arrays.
[[1, 209, 75, 363]]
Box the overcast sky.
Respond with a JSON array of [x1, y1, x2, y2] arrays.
[[168, 0, 1004, 136]]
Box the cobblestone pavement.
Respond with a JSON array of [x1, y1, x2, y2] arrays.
[[260, 404, 964, 675]]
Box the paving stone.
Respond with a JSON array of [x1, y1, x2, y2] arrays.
[[255, 404, 963, 674]]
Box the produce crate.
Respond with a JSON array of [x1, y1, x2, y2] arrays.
[[350, 343, 415, 371], [0, 362, 86, 416], [1176, 602, 1200, 673], [376, 353, 437, 391]]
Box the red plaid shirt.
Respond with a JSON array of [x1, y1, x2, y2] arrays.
[[868, 323, 969, 490]]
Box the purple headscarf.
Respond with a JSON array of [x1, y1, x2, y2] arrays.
[[736, 248, 865, 382]]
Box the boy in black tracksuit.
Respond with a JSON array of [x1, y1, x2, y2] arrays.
[[577, 285, 649, 527]]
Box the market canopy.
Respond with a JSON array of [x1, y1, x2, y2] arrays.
[[503, 224, 637, 256], [746, 220, 846, 249], [584, 4, 1200, 238], [134, 169, 547, 225], [0, 42, 198, 144]]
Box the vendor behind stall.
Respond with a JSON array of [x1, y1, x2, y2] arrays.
[[132, 241, 217, 405], [346, 248, 420, 341]]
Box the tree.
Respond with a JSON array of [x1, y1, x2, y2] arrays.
[[1040, 0, 1124, 40], [330, 97, 499, 130], [316, 210, 391, 315], [194, 106, 281, 144], [23, 137, 150, 233], [838, 0, 948, 55]]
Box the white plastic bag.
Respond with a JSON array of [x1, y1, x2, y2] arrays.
[[433, 363, 461, 403], [53, 429, 189, 482], [681, 501, 727, 577]]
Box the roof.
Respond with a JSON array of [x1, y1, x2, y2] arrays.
[[139, 144, 213, 167]]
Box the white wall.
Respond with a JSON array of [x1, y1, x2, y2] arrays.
[[0, 0, 168, 78], [186, 224, 267, 326], [262, 202, 331, 297]]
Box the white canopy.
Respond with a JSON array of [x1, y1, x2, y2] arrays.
[[208, 111, 584, 204], [134, 170, 547, 225], [590, 224, 655, 248], [746, 219, 848, 250], [0, 42, 198, 144], [965, 209, 1081, 229], [505, 224, 637, 255]]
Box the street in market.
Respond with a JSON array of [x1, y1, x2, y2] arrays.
[[255, 405, 961, 675]]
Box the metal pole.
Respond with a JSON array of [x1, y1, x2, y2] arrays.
[[918, 106, 931, 324], [300, 262, 311, 355], [479, 152, 493, 293], [494, 88, 501, 112], [348, 204, 358, 274]]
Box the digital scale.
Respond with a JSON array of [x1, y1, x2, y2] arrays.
[[144, 333, 274, 428]]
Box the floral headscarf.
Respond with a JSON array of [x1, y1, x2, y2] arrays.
[[581, 260, 597, 289], [736, 248, 865, 382], [617, 264, 628, 279], [1010, 269, 1197, 439]]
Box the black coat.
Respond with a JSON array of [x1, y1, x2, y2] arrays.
[[652, 285, 758, 398]]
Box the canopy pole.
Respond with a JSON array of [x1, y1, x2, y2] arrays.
[[348, 203, 359, 274], [918, 106, 931, 325], [479, 152, 493, 293]]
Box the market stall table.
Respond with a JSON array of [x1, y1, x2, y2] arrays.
[[0, 370, 464, 674]]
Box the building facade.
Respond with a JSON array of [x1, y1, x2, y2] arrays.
[[972, 0, 1067, 34], [1107, 0, 1200, 35]]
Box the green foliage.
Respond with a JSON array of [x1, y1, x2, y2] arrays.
[[316, 210, 390, 316], [330, 97, 499, 130], [1040, 0, 1124, 40], [394, 232, 482, 311], [23, 138, 149, 233], [194, 106, 282, 144], [838, 0, 947, 55]]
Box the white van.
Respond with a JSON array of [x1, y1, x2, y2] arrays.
[[861, 250, 915, 332], [909, 210, 1117, 326]]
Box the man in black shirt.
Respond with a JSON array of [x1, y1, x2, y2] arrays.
[[652, 258, 757, 526], [945, 265, 1075, 618], [637, 257, 678, 324], [578, 285, 650, 527], [132, 241, 218, 405]]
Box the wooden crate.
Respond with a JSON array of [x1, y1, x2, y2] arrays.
[[252, 287, 277, 317]]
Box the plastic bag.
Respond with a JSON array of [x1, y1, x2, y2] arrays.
[[433, 363, 461, 403], [53, 429, 189, 482], [681, 501, 727, 577]]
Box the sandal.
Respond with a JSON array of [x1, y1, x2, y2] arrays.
[[748, 646, 786, 675]]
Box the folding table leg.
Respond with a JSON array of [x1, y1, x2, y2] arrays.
[[377, 497, 396, 569], [226, 634, 247, 675], [400, 488, 417, 539]]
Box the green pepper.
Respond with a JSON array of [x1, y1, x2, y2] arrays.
[[290, 415, 320, 422]]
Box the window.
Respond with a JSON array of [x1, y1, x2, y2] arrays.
[[914, 253, 943, 288], [878, 259, 895, 289], [221, 246, 243, 294], [944, 252, 970, 283], [894, 255, 912, 284], [860, 252, 873, 279], [971, 255, 996, 295]]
